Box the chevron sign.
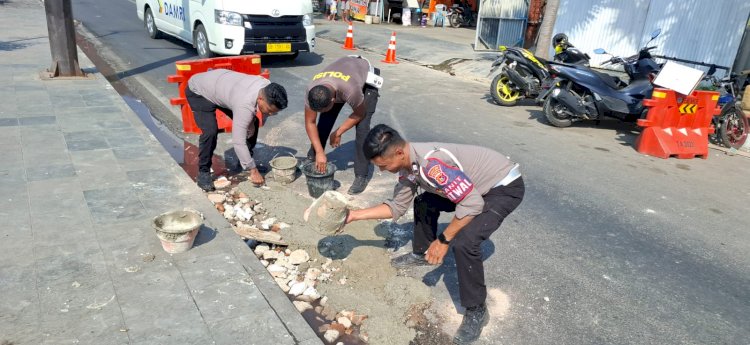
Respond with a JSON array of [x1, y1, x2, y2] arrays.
[[679, 103, 697, 114]]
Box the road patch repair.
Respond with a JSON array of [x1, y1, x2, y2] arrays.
[[200, 176, 457, 344]]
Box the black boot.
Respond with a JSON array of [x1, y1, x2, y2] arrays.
[[390, 253, 429, 268], [347, 175, 368, 195], [453, 304, 489, 344], [197, 171, 215, 192]]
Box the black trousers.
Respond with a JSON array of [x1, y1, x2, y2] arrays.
[[186, 87, 259, 173], [413, 177, 525, 308], [307, 85, 379, 177]]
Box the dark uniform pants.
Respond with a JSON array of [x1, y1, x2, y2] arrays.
[[307, 85, 379, 177], [186, 87, 259, 173], [413, 177, 525, 308]]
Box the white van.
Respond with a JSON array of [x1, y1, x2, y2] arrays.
[[135, 0, 316, 59]]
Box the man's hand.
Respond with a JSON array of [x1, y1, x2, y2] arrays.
[[249, 168, 265, 186], [425, 240, 449, 265], [315, 151, 328, 173], [329, 129, 342, 148]]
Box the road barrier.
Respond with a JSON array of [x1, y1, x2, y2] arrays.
[[167, 55, 270, 134], [635, 88, 721, 159]]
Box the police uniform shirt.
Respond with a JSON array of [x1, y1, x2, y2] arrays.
[[384, 142, 517, 221], [305, 57, 369, 110], [188, 69, 269, 170]]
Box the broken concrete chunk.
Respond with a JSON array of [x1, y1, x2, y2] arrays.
[[214, 176, 231, 189], [254, 244, 270, 256], [260, 260, 269, 267], [293, 300, 313, 313], [288, 249, 310, 265], [304, 191, 349, 236], [323, 329, 340, 344], [207, 193, 226, 204], [223, 208, 235, 219], [260, 217, 277, 230], [302, 286, 320, 300], [275, 278, 290, 293], [267, 264, 286, 274], [262, 250, 280, 261], [337, 317, 352, 329], [289, 282, 307, 296], [305, 268, 322, 281]]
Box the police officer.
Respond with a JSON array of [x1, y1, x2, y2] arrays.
[[344, 124, 525, 344], [305, 56, 380, 195], [186, 69, 288, 191]]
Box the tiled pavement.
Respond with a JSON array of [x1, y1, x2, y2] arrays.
[[0, 1, 320, 344]]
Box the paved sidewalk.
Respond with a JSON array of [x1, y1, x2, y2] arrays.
[[0, 1, 320, 344], [314, 17, 497, 84]]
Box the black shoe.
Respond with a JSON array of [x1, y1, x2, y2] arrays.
[[197, 171, 215, 192], [453, 304, 489, 344], [347, 175, 368, 195], [390, 253, 429, 268]]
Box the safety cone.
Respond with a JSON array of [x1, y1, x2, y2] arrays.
[[382, 31, 399, 64], [342, 22, 356, 50]]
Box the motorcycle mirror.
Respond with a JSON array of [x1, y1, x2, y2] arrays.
[[594, 48, 607, 55], [650, 28, 662, 39]]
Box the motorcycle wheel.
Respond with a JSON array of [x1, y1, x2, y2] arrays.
[[490, 73, 521, 106], [543, 96, 573, 128], [449, 13, 462, 28], [718, 105, 749, 149]]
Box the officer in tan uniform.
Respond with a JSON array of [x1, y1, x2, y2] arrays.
[[305, 56, 381, 195], [344, 124, 525, 344]]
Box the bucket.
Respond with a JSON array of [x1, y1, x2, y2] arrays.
[[269, 154, 298, 185], [152, 209, 203, 254], [301, 161, 336, 198]]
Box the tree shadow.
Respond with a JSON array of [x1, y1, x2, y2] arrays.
[[0, 36, 45, 51]]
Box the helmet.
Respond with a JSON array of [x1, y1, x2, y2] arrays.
[[552, 33, 568, 48]]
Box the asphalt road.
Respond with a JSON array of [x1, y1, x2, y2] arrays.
[[72, 1, 750, 344]]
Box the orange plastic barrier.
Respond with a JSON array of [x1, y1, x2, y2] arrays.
[[635, 88, 721, 159], [167, 55, 270, 134]]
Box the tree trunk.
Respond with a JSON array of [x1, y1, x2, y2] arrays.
[[535, 0, 559, 59]]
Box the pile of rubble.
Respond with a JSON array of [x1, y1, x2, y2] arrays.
[[205, 188, 369, 344], [207, 188, 290, 245]]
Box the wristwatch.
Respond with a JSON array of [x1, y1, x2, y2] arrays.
[[438, 233, 450, 245]]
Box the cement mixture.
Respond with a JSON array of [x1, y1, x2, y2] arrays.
[[235, 180, 434, 344]]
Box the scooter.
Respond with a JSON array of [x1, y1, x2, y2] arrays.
[[489, 38, 590, 106], [536, 29, 663, 127], [448, 1, 475, 28]]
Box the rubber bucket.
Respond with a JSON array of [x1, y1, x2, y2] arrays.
[[152, 209, 203, 254], [301, 161, 336, 198], [269, 155, 298, 185]]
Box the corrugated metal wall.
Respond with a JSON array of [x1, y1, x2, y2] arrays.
[[475, 0, 529, 50], [550, 0, 750, 76]]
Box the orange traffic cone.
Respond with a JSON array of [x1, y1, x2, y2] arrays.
[[342, 22, 356, 50], [382, 31, 399, 64]]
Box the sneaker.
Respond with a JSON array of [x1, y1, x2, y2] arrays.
[[390, 253, 430, 268], [347, 175, 368, 195], [453, 304, 489, 344], [197, 171, 215, 192]]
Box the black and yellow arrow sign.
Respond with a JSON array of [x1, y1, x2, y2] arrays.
[[679, 103, 697, 114]]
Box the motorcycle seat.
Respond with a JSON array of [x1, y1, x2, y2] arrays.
[[619, 79, 651, 94], [592, 70, 623, 90]]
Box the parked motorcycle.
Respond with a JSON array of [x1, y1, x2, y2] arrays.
[[448, 2, 475, 28], [537, 29, 663, 127], [705, 72, 749, 149], [488, 36, 590, 106], [552, 33, 590, 66]]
